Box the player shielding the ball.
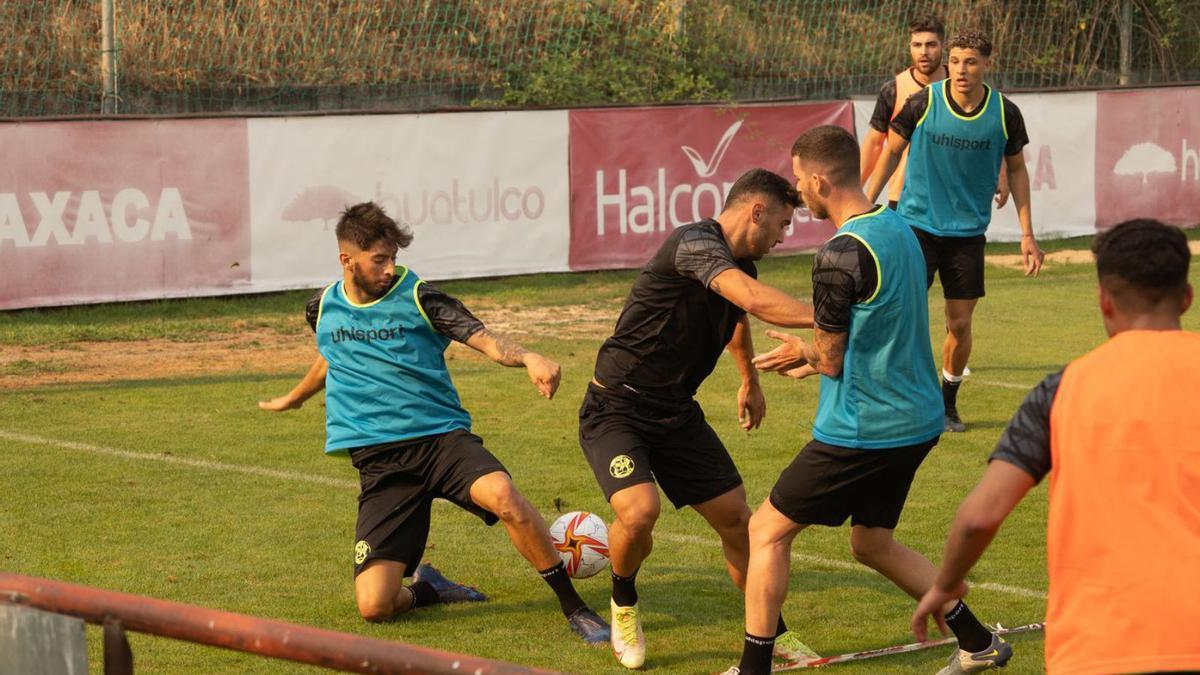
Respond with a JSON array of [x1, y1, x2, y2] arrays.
[[579, 169, 820, 669], [723, 126, 1010, 675]]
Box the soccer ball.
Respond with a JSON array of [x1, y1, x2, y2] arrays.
[[549, 511, 610, 578]]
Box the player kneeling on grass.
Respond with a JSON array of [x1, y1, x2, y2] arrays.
[[580, 168, 819, 669], [912, 219, 1200, 675], [258, 202, 609, 644], [722, 126, 1009, 675]]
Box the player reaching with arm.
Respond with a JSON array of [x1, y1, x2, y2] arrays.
[[258, 202, 609, 645], [722, 126, 1010, 675], [913, 219, 1200, 674], [579, 168, 817, 669], [866, 29, 1045, 433]]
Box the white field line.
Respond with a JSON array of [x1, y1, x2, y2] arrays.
[[658, 534, 1046, 600], [0, 430, 358, 490], [0, 429, 1047, 601], [975, 379, 1035, 391]]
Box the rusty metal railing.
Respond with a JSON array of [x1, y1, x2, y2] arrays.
[[0, 572, 560, 674]]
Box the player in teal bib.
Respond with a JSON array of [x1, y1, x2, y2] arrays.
[[897, 78, 1005, 238], [314, 269, 471, 453], [259, 202, 610, 644], [865, 30, 1045, 435], [810, 207, 943, 448], [726, 126, 1008, 675]]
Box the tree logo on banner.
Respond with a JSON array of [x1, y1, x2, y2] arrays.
[[1113, 142, 1177, 185]]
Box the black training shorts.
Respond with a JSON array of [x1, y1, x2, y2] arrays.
[[578, 383, 742, 510], [911, 227, 986, 300], [769, 437, 938, 529], [349, 429, 507, 577]]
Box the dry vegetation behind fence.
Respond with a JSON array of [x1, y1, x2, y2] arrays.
[[3, 0, 1198, 116]]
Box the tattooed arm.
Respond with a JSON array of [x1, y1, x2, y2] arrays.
[[754, 327, 847, 379], [465, 328, 562, 399], [416, 282, 561, 399], [802, 327, 847, 377]]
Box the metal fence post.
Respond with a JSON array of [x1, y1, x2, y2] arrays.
[[1119, 0, 1133, 85], [103, 616, 134, 675], [101, 0, 118, 113]]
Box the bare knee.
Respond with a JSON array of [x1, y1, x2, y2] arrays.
[[748, 509, 787, 550], [354, 560, 410, 622], [948, 315, 973, 337], [357, 592, 401, 622], [714, 505, 751, 546], [718, 504, 751, 534], [488, 481, 534, 528], [849, 535, 892, 568], [616, 499, 660, 536]]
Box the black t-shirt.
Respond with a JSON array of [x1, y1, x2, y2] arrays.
[[890, 85, 1030, 156], [593, 220, 754, 401], [305, 278, 484, 343], [869, 78, 902, 133], [811, 211, 882, 333], [988, 370, 1062, 483], [867, 67, 950, 133]]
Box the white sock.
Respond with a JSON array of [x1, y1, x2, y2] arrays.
[[943, 369, 964, 383]]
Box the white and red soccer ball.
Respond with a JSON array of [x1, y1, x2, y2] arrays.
[[549, 511, 610, 578]]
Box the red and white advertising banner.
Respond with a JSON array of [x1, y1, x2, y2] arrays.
[[851, 96, 903, 199], [989, 91, 1098, 240], [851, 97, 876, 143], [247, 110, 570, 290], [568, 101, 854, 271], [1095, 86, 1200, 229], [0, 119, 251, 310]]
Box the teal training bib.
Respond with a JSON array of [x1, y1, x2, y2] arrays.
[[899, 81, 1008, 237], [315, 269, 471, 454], [813, 207, 943, 449]]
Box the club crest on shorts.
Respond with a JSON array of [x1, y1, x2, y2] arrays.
[[609, 454, 635, 479], [354, 540, 371, 565]]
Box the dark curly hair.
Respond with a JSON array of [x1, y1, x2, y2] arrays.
[[1093, 218, 1191, 310], [334, 202, 413, 252], [946, 30, 992, 57]]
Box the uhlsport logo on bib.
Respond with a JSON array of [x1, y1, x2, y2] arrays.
[[609, 455, 635, 479], [354, 540, 371, 565]]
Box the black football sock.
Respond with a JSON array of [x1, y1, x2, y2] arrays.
[[408, 580, 440, 608], [942, 376, 963, 413], [611, 568, 639, 607], [539, 562, 587, 617], [738, 632, 776, 675], [944, 600, 993, 653], [775, 614, 788, 637]]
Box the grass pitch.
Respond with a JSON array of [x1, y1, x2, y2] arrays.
[[3, 234, 1198, 674]]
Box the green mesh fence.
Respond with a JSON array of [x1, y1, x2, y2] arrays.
[[3, 0, 1198, 118]]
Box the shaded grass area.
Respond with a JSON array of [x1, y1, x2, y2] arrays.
[[4, 226, 1197, 347], [3, 243, 1200, 673], [0, 268, 640, 347]]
